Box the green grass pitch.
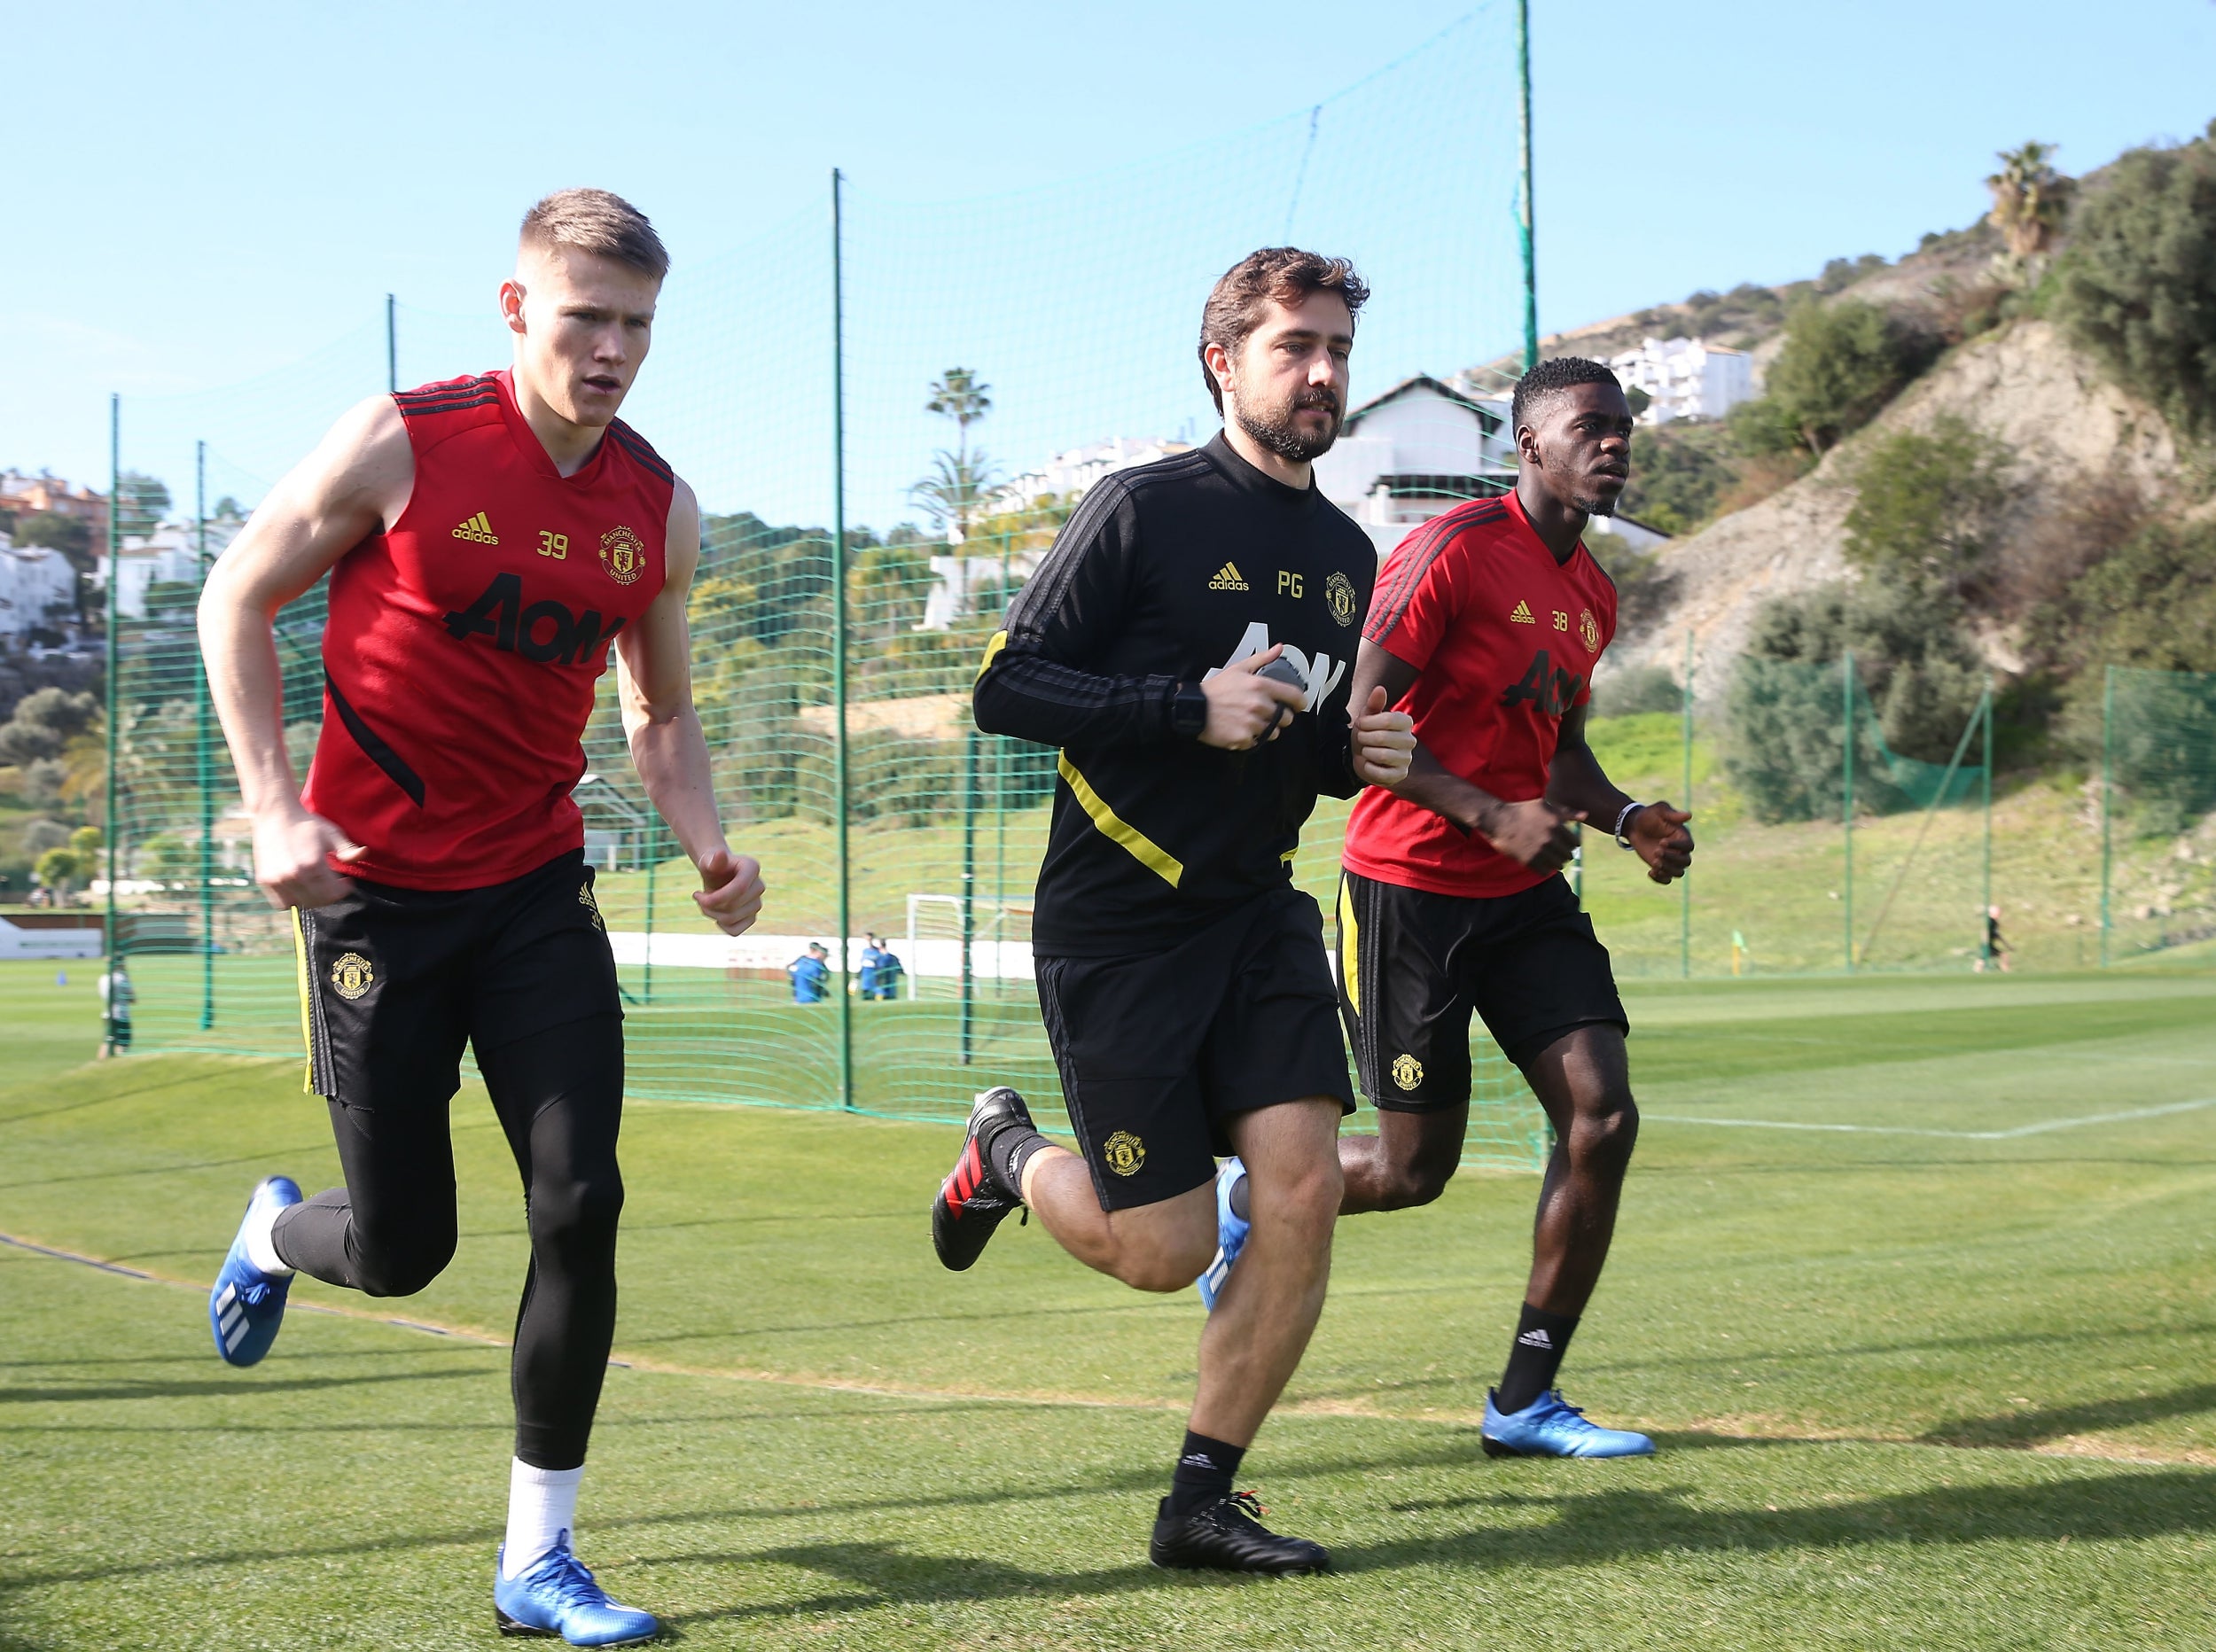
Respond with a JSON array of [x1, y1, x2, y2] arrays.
[[3, 959, 2213, 1648]]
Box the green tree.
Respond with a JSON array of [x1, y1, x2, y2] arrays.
[[1843, 417, 2011, 594], [115, 471, 171, 540], [2053, 122, 2216, 438], [1620, 424, 1737, 533], [0, 689, 98, 768], [1726, 574, 1986, 822], [70, 825, 102, 857], [34, 846, 81, 900], [1985, 141, 2073, 270], [914, 369, 998, 543], [1734, 300, 1936, 458]]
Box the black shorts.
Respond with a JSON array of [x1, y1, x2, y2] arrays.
[[1034, 888, 1354, 1212], [293, 849, 621, 1106], [1335, 869, 1626, 1109]]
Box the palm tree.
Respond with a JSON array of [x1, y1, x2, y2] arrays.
[[1986, 142, 2073, 269], [915, 368, 999, 544]]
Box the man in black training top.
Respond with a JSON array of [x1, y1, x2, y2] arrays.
[[932, 248, 1416, 1574]]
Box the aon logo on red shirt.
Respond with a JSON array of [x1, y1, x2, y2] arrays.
[[442, 572, 628, 665], [1500, 647, 1585, 718]]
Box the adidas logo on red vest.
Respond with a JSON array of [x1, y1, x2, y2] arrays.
[[452, 510, 500, 545]]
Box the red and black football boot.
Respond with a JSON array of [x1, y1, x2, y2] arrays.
[[1149, 1491, 1330, 1575], [932, 1087, 1034, 1272]]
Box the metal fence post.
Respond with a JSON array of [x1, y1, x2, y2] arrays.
[[831, 168, 854, 1110], [104, 394, 121, 1052], [196, 440, 215, 1029], [1842, 651, 1854, 975], [2099, 666, 2113, 969], [1680, 627, 1692, 980], [1980, 680, 1994, 968], [960, 727, 976, 1064]]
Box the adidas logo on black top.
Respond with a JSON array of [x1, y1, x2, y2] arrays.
[[1208, 561, 1249, 591], [453, 510, 499, 545]]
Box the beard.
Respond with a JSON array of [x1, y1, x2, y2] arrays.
[[1572, 491, 1619, 517], [1232, 380, 1343, 464]]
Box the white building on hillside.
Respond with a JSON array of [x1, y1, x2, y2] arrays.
[[1312, 376, 1518, 557], [94, 516, 246, 621], [0, 535, 77, 642], [1606, 337, 1752, 425], [988, 436, 1192, 514]]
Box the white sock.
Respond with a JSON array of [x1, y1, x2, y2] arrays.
[[242, 1190, 294, 1278], [503, 1460, 583, 1578]]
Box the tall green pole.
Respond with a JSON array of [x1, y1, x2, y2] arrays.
[[1680, 627, 1692, 980], [1842, 651, 1855, 974], [1979, 681, 1994, 968], [196, 442, 214, 1029], [959, 728, 976, 1065], [104, 394, 121, 1052], [831, 168, 854, 1110], [1515, 0, 1538, 370], [386, 294, 397, 394], [643, 813, 656, 1006], [2099, 666, 2113, 969]]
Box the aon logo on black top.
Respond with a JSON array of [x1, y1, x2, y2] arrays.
[[1500, 647, 1586, 718], [444, 573, 628, 665]]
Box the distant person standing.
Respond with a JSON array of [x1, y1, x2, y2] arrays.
[[862, 934, 903, 1001], [1977, 905, 2010, 973], [98, 960, 134, 1052], [790, 941, 831, 1003]]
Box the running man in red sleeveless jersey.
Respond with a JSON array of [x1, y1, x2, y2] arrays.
[[1329, 357, 1692, 1460], [197, 190, 761, 1647]]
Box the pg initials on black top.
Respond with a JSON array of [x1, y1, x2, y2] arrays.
[[973, 432, 1376, 957]]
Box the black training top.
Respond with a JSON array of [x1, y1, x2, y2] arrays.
[[973, 432, 1377, 957]]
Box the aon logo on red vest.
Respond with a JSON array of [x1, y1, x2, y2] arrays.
[[442, 573, 628, 665]]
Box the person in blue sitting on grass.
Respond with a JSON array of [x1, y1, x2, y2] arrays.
[[789, 941, 831, 1003]]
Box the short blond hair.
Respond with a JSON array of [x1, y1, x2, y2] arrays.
[[519, 188, 668, 281]]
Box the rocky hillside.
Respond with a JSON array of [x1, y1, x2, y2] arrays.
[[1601, 318, 2186, 696]]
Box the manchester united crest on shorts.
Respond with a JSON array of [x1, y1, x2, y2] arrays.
[[330, 953, 375, 1001], [1324, 570, 1359, 627], [1391, 1052, 1424, 1091], [1580, 608, 1600, 652], [1102, 1130, 1147, 1177], [599, 526, 646, 587]]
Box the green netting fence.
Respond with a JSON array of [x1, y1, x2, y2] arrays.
[[90, 9, 1556, 1170]]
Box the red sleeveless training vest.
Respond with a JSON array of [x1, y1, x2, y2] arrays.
[[300, 370, 674, 890]]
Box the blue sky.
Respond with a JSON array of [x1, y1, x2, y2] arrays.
[[9, 0, 2213, 504]]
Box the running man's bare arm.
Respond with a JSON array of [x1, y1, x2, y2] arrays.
[[198, 395, 413, 909], [613, 478, 765, 936], [1547, 702, 1694, 884]]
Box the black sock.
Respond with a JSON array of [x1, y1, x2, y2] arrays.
[[1167, 1430, 1246, 1516], [1496, 1303, 1580, 1415], [977, 1112, 1049, 1203]]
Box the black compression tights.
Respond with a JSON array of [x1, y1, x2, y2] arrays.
[[271, 1017, 626, 1470]]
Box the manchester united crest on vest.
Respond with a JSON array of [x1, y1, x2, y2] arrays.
[[599, 526, 646, 586]]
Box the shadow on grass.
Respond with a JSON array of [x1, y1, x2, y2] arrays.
[[1920, 1382, 2216, 1449], [661, 1469, 2216, 1623], [0, 1364, 490, 1406]]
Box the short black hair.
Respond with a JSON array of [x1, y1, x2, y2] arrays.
[[1510, 355, 1622, 435]]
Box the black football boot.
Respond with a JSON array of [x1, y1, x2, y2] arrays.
[[931, 1087, 1034, 1272], [1149, 1491, 1330, 1575]]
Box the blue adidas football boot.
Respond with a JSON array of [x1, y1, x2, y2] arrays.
[[1481, 1389, 1655, 1458], [1196, 1157, 1250, 1311], [495, 1534, 659, 1645], [208, 1176, 302, 1367]]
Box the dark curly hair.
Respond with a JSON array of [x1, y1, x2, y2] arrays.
[[1198, 247, 1369, 413], [1510, 355, 1622, 436]]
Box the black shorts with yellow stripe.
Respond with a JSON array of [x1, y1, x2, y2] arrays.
[[293, 848, 620, 1105], [1034, 885, 1354, 1212], [1334, 869, 1627, 1108]]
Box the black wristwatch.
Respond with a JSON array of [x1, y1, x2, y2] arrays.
[[1169, 681, 1209, 740]]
